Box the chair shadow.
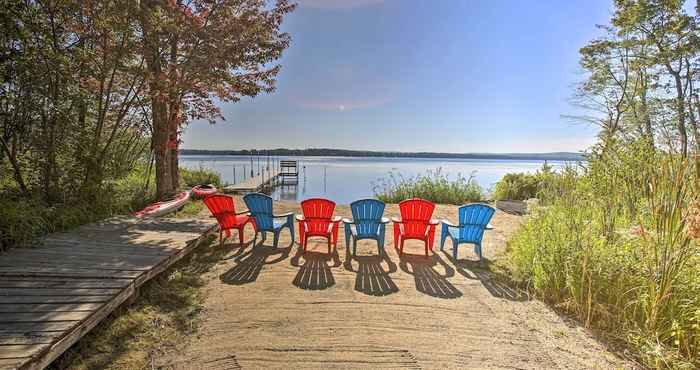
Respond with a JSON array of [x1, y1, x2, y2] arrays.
[[290, 248, 342, 290], [219, 241, 292, 285], [343, 252, 399, 296], [398, 252, 462, 299], [442, 251, 529, 302]]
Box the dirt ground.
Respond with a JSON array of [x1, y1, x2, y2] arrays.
[[161, 198, 633, 369]]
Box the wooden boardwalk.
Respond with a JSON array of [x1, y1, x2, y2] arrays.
[[223, 168, 281, 193], [0, 216, 216, 370]]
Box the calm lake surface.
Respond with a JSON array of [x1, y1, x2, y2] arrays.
[[180, 155, 571, 204]]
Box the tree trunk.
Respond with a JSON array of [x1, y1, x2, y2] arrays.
[[140, 0, 174, 199], [671, 71, 689, 157]]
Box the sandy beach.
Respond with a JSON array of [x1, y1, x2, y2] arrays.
[[158, 198, 632, 369]]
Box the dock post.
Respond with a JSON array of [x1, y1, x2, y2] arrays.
[[233, 166, 236, 184]]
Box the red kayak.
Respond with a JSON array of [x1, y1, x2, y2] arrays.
[[192, 184, 218, 198], [134, 191, 191, 218]]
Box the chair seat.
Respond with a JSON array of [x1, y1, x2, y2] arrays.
[[272, 218, 289, 230], [219, 214, 251, 229]]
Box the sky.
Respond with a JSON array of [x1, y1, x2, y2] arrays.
[[181, 0, 618, 153]]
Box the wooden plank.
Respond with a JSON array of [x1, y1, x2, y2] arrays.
[[0, 358, 28, 369], [0, 267, 142, 279], [4, 250, 165, 264], [0, 321, 79, 334], [0, 258, 156, 272], [0, 311, 93, 323], [34, 241, 181, 254], [0, 344, 50, 361], [0, 288, 121, 297], [0, 296, 112, 304], [0, 278, 132, 289], [11, 245, 176, 258], [0, 332, 62, 346], [0, 303, 103, 314], [23, 280, 137, 370]]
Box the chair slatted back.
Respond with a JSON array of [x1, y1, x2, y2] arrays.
[[457, 204, 495, 243], [203, 195, 237, 230], [351, 199, 385, 237], [399, 199, 435, 238], [243, 193, 274, 231], [301, 198, 336, 234]]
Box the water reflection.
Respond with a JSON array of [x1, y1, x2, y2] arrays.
[[180, 155, 570, 204]]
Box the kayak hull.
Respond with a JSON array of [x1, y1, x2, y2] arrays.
[[192, 184, 218, 198], [134, 191, 191, 218]]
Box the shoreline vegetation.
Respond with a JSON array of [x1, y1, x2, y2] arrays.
[[180, 148, 585, 161]]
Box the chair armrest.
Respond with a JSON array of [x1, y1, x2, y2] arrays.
[[380, 217, 390, 224], [274, 212, 294, 218], [429, 219, 439, 225], [235, 210, 250, 216], [390, 217, 402, 223], [295, 214, 305, 221], [440, 219, 457, 227], [486, 223, 494, 230], [342, 218, 354, 224], [331, 216, 342, 223]]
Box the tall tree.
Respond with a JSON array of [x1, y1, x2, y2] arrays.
[[139, 0, 294, 199]]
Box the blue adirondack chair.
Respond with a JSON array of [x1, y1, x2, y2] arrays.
[[440, 204, 495, 261], [343, 199, 390, 256], [243, 193, 295, 248]]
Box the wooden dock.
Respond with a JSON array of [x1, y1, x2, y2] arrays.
[[0, 216, 216, 370], [223, 168, 281, 193]]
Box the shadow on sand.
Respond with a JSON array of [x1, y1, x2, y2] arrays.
[[343, 252, 399, 296], [442, 251, 528, 302], [290, 248, 342, 290], [398, 251, 462, 299], [219, 239, 293, 285]]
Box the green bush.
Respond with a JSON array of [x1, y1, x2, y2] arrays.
[[492, 162, 561, 201], [0, 164, 209, 251], [180, 167, 222, 188], [373, 168, 483, 204], [504, 140, 700, 368]]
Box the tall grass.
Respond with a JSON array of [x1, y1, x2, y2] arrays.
[[373, 168, 484, 204], [492, 162, 560, 200], [505, 140, 700, 368]]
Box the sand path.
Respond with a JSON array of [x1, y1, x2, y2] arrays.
[[163, 199, 631, 369]]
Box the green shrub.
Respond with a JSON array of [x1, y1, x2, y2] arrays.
[[492, 162, 561, 201], [504, 140, 700, 368], [373, 168, 483, 204], [180, 167, 222, 188]]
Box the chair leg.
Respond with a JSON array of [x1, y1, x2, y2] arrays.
[[219, 229, 224, 248], [353, 238, 358, 256], [344, 225, 351, 252], [453, 241, 459, 261], [327, 236, 332, 254], [399, 237, 404, 255], [252, 232, 258, 248], [440, 226, 448, 251], [238, 226, 245, 244], [273, 230, 280, 249], [289, 224, 295, 246], [424, 240, 429, 257], [393, 224, 399, 249], [476, 243, 483, 261], [377, 238, 383, 256]]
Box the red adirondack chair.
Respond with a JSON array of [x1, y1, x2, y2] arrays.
[[296, 198, 342, 253], [203, 194, 255, 247], [392, 198, 439, 256]]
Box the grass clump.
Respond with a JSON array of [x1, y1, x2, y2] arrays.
[[180, 166, 222, 188], [50, 235, 222, 370], [373, 168, 483, 204], [492, 162, 562, 201], [504, 140, 700, 368]]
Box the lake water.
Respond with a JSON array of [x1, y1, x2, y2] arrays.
[[180, 155, 569, 204]]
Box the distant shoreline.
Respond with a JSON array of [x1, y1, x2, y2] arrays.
[[180, 148, 585, 161]]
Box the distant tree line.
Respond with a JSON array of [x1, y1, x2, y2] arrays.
[[1, 0, 294, 203], [180, 148, 585, 161]]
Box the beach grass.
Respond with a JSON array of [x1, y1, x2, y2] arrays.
[[373, 168, 484, 204]]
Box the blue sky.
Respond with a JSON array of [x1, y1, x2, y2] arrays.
[[182, 0, 616, 153]]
